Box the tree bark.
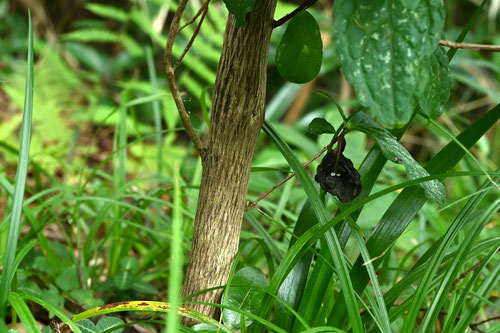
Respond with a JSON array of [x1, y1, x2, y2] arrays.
[[181, 0, 278, 325]]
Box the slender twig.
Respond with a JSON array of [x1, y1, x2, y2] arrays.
[[439, 39, 500, 52], [178, 0, 210, 32], [272, 0, 320, 28], [245, 139, 336, 211], [470, 315, 500, 332], [451, 248, 500, 291], [174, 2, 209, 71], [451, 255, 487, 290], [164, 0, 205, 155]]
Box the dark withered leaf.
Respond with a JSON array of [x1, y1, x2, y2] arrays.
[[315, 150, 362, 202]]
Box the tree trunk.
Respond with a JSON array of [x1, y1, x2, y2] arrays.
[[181, 0, 278, 325]]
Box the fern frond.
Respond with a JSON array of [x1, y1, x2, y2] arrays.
[[85, 3, 128, 22], [62, 29, 120, 43], [121, 35, 143, 57], [130, 8, 166, 46]]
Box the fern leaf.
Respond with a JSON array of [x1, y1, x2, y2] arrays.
[[85, 3, 128, 22], [121, 35, 143, 57], [62, 29, 120, 43]]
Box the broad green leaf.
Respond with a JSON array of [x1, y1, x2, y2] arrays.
[[69, 289, 103, 309], [418, 47, 451, 119], [55, 267, 80, 291], [308, 118, 336, 135], [351, 112, 445, 205], [276, 11, 323, 83], [76, 319, 97, 333], [40, 285, 65, 318], [192, 323, 220, 331], [334, 0, 445, 128], [131, 278, 158, 294], [96, 316, 124, 333], [223, 267, 268, 329], [33, 256, 53, 274], [223, 0, 256, 28], [120, 256, 139, 271], [113, 271, 134, 290]]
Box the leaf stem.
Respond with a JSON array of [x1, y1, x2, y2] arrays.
[[439, 39, 500, 52], [164, 0, 206, 156], [246, 137, 339, 211], [178, 0, 210, 32], [174, 1, 211, 71], [272, 0, 319, 28]]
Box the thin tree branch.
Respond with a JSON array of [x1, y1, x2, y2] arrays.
[[174, 2, 209, 71], [164, 0, 206, 156], [272, 0, 320, 28], [439, 39, 500, 52], [178, 0, 210, 32], [470, 315, 500, 332], [246, 138, 337, 211], [451, 255, 486, 291]]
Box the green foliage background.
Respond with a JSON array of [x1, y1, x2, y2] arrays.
[[0, 0, 499, 332]]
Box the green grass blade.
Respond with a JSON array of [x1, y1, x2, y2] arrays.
[[0, 11, 34, 322], [441, 245, 500, 333], [8, 292, 42, 333], [167, 165, 184, 332], [380, 244, 500, 332], [191, 301, 288, 333], [245, 213, 283, 263], [296, 123, 408, 330], [447, 0, 489, 60], [348, 221, 391, 332], [453, 259, 500, 332], [292, 248, 332, 332], [403, 176, 499, 331], [301, 327, 347, 333], [423, 115, 498, 189], [109, 99, 129, 275], [291, 172, 499, 331], [262, 120, 363, 332], [274, 201, 317, 330], [293, 135, 404, 332], [422, 198, 500, 332], [271, 172, 498, 331], [145, 45, 163, 174], [327, 103, 500, 328], [16, 292, 83, 333], [251, 225, 323, 332], [200, 85, 212, 127], [11, 240, 37, 280], [383, 235, 500, 311]]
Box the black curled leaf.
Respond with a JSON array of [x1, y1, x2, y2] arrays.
[[315, 150, 362, 202]]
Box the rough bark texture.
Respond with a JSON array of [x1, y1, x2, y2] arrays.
[[181, 0, 278, 325]]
